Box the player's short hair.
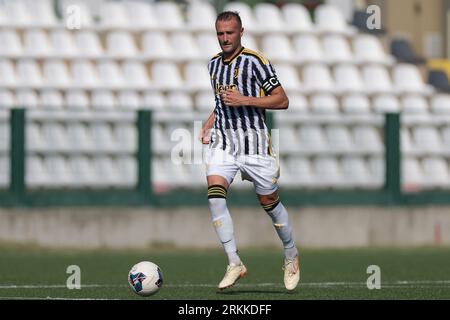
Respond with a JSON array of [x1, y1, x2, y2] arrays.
[[216, 11, 242, 28]]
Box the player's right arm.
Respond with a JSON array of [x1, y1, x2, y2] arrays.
[[199, 111, 215, 144]]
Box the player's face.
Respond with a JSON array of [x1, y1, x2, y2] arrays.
[[216, 18, 243, 57]]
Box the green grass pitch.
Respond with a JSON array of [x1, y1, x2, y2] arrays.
[[1, 245, 450, 300]]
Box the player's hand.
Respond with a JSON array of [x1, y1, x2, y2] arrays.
[[221, 89, 247, 107], [199, 127, 211, 145]]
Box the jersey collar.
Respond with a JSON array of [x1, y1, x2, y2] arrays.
[[221, 46, 245, 65]]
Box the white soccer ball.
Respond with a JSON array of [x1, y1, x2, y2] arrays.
[[128, 261, 164, 297]]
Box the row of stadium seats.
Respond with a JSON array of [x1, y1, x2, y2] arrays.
[[0, 59, 433, 94], [2, 88, 450, 114], [0, 29, 392, 65], [0, 0, 354, 35]]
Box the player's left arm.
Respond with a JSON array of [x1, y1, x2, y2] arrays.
[[221, 86, 289, 110]]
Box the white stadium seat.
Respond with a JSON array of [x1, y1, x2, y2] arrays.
[[261, 34, 295, 63], [99, 2, 130, 29], [315, 4, 356, 35], [254, 3, 286, 33], [185, 61, 212, 91], [115, 123, 137, 152], [325, 125, 354, 152], [65, 89, 90, 110], [91, 90, 117, 110], [4, 0, 33, 27], [106, 31, 138, 58], [310, 93, 339, 113], [167, 92, 193, 111], [0, 30, 23, 56], [313, 156, 345, 188], [0, 156, 8, 187], [97, 61, 125, 89], [361, 65, 394, 94], [293, 35, 326, 64], [154, 1, 185, 31], [352, 126, 383, 153], [170, 32, 201, 61], [242, 34, 259, 51], [143, 91, 166, 110], [23, 30, 52, 57], [273, 64, 302, 92], [401, 95, 429, 113], [16, 59, 43, 87], [322, 35, 353, 64], [412, 126, 442, 153], [279, 126, 299, 153], [393, 64, 434, 95], [0, 122, 9, 151], [92, 156, 121, 187], [341, 94, 371, 113], [151, 62, 183, 91], [196, 33, 221, 59], [26, 122, 44, 151], [124, 1, 159, 30], [353, 34, 394, 65], [298, 125, 328, 152], [430, 94, 450, 114], [43, 60, 71, 88], [401, 128, 414, 154], [71, 60, 99, 88], [16, 89, 39, 108], [372, 94, 400, 113], [26, 156, 48, 187], [50, 30, 78, 58], [68, 155, 97, 187], [28, 0, 58, 27], [91, 123, 116, 152], [285, 93, 308, 112], [74, 31, 104, 58], [45, 155, 72, 187], [66, 122, 94, 151], [302, 64, 335, 93], [116, 156, 137, 187], [194, 91, 215, 112], [186, 1, 216, 32], [121, 61, 151, 89], [223, 2, 258, 34], [422, 157, 450, 188], [341, 156, 373, 188], [0, 59, 17, 87], [281, 3, 314, 34], [333, 64, 364, 94], [0, 89, 16, 108], [40, 90, 64, 109], [117, 91, 142, 110], [142, 31, 174, 60], [283, 156, 317, 188], [40, 122, 69, 151]]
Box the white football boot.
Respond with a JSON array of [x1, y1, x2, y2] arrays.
[[283, 256, 300, 291], [218, 262, 247, 290]]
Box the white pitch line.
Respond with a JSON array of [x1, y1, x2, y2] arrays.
[[1, 280, 450, 290]]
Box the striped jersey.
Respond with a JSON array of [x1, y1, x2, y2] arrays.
[[207, 47, 281, 156]]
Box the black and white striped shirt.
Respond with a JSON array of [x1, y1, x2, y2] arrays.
[[208, 47, 281, 156]]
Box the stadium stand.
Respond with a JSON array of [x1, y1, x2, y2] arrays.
[[0, 0, 449, 195]]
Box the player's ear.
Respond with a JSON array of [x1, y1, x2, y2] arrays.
[[240, 28, 244, 37]]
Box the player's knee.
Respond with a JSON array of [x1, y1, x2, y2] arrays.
[[207, 185, 228, 210], [260, 194, 280, 213]]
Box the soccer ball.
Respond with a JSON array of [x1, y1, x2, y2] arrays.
[[128, 261, 164, 297]]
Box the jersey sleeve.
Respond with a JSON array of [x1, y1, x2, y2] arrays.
[[252, 57, 281, 95]]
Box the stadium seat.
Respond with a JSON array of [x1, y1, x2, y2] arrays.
[[401, 128, 415, 154], [26, 156, 48, 188], [91, 90, 117, 110], [123, 0, 159, 30], [106, 31, 138, 58], [115, 123, 137, 153], [97, 61, 125, 89], [185, 61, 212, 91], [91, 123, 116, 152], [353, 34, 394, 65], [121, 61, 151, 89], [281, 3, 314, 34], [293, 35, 326, 64], [341, 94, 371, 113], [116, 155, 137, 187], [151, 61, 184, 91], [74, 31, 104, 58], [152, 124, 167, 153], [412, 126, 442, 153], [372, 94, 401, 113], [333, 64, 364, 94], [261, 34, 295, 63], [402, 157, 424, 190], [196, 33, 221, 59], [341, 156, 373, 188], [170, 32, 201, 61], [284, 156, 317, 188], [0, 59, 17, 87], [167, 92, 193, 111], [99, 2, 130, 29], [254, 3, 286, 33], [279, 126, 299, 153], [367, 156, 385, 187], [401, 95, 429, 113], [154, 1, 185, 31], [0, 89, 16, 108], [92, 156, 121, 187], [361, 65, 394, 94], [186, 1, 216, 32], [0, 122, 9, 151], [117, 91, 142, 110], [16, 89, 39, 108], [0, 156, 8, 187], [422, 157, 450, 188], [313, 156, 345, 188], [242, 34, 259, 51], [143, 91, 167, 110], [16, 59, 43, 88], [310, 93, 339, 113], [322, 35, 354, 64], [44, 155, 72, 187], [40, 122, 69, 151], [223, 2, 258, 34], [40, 90, 64, 109], [315, 4, 356, 35], [66, 122, 94, 151], [65, 89, 90, 110], [352, 126, 383, 153], [0, 29, 23, 56], [302, 64, 335, 93], [23, 30, 52, 57], [4, 0, 33, 27], [141, 31, 174, 61], [430, 94, 450, 114], [71, 60, 99, 88], [325, 125, 354, 152], [26, 122, 44, 151], [393, 64, 434, 95], [298, 125, 328, 152], [440, 126, 450, 154], [152, 157, 171, 189], [194, 91, 215, 112], [27, 0, 58, 27], [68, 155, 97, 187], [50, 30, 78, 58], [43, 60, 71, 88], [272, 64, 302, 92]]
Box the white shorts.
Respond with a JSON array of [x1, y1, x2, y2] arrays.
[[205, 148, 280, 195]]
